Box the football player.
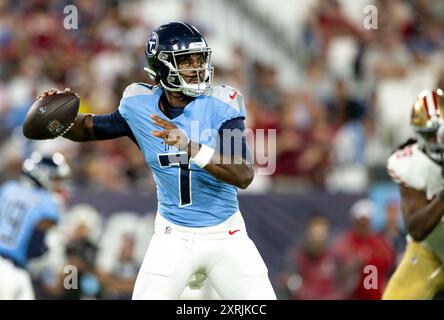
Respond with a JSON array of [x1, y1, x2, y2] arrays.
[[383, 89, 444, 299], [0, 152, 70, 299], [33, 22, 276, 300]]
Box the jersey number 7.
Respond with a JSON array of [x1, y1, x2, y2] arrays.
[[158, 152, 191, 207]]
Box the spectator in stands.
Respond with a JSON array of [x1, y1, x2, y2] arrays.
[[248, 62, 282, 131], [63, 237, 101, 300], [298, 57, 333, 105], [333, 199, 395, 300], [37, 204, 103, 300], [362, 26, 411, 82], [100, 234, 140, 300], [380, 199, 406, 268], [277, 213, 342, 299], [273, 91, 331, 190], [325, 79, 369, 192], [302, 0, 363, 57]]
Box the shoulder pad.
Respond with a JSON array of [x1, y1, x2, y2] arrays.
[[208, 85, 245, 113], [387, 144, 425, 189], [387, 143, 443, 198], [122, 83, 156, 99]]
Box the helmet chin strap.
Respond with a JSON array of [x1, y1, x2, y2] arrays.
[[157, 75, 208, 97], [416, 133, 444, 165], [173, 70, 211, 97], [425, 148, 444, 165], [182, 82, 208, 97]]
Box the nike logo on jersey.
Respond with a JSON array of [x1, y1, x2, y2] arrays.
[[229, 91, 237, 100], [228, 229, 240, 235]]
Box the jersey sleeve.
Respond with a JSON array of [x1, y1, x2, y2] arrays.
[[92, 110, 138, 146], [92, 83, 140, 141], [35, 196, 60, 223], [217, 117, 251, 161]]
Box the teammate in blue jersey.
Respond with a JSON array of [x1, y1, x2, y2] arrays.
[[34, 22, 276, 299], [0, 152, 70, 299]]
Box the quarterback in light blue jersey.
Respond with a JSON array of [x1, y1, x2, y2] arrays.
[[118, 82, 245, 227], [0, 153, 69, 299], [32, 22, 276, 300]]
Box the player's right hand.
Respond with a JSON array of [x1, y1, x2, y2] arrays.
[[36, 88, 71, 99]]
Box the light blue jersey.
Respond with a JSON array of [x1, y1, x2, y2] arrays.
[[0, 181, 60, 267], [118, 83, 247, 227]]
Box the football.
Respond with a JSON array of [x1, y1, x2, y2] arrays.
[[22, 91, 80, 140]]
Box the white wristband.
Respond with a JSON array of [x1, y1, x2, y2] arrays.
[[191, 144, 215, 168]]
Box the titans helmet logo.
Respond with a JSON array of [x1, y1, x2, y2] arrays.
[[146, 32, 159, 56]]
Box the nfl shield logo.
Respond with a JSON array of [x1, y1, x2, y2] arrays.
[[38, 106, 47, 115], [164, 226, 172, 235]]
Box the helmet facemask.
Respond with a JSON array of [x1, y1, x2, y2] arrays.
[[415, 123, 444, 164], [410, 89, 444, 164], [146, 48, 214, 98]]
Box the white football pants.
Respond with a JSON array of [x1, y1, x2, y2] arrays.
[[132, 211, 276, 300], [0, 256, 35, 300]]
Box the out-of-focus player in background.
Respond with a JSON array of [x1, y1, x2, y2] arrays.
[[384, 89, 444, 299], [0, 152, 70, 299], [30, 22, 276, 300]]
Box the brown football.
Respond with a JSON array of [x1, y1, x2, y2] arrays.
[[23, 91, 80, 140]]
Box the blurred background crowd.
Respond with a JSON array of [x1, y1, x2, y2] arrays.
[[1, 0, 444, 299]]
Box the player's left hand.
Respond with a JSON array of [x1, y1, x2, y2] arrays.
[[151, 114, 189, 150]]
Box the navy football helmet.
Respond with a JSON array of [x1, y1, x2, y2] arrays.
[[144, 22, 213, 97], [22, 152, 71, 191]]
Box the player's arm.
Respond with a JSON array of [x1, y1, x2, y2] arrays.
[[35, 219, 57, 232], [37, 89, 137, 144], [26, 219, 57, 259], [399, 185, 444, 241], [151, 114, 254, 189], [191, 145, 253, 189], [65, 111, 138, 146], [187, 131, 254, 190], [63, 113, 95, 141]]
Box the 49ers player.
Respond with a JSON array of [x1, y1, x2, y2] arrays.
[[383, 89, 444, 299]]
